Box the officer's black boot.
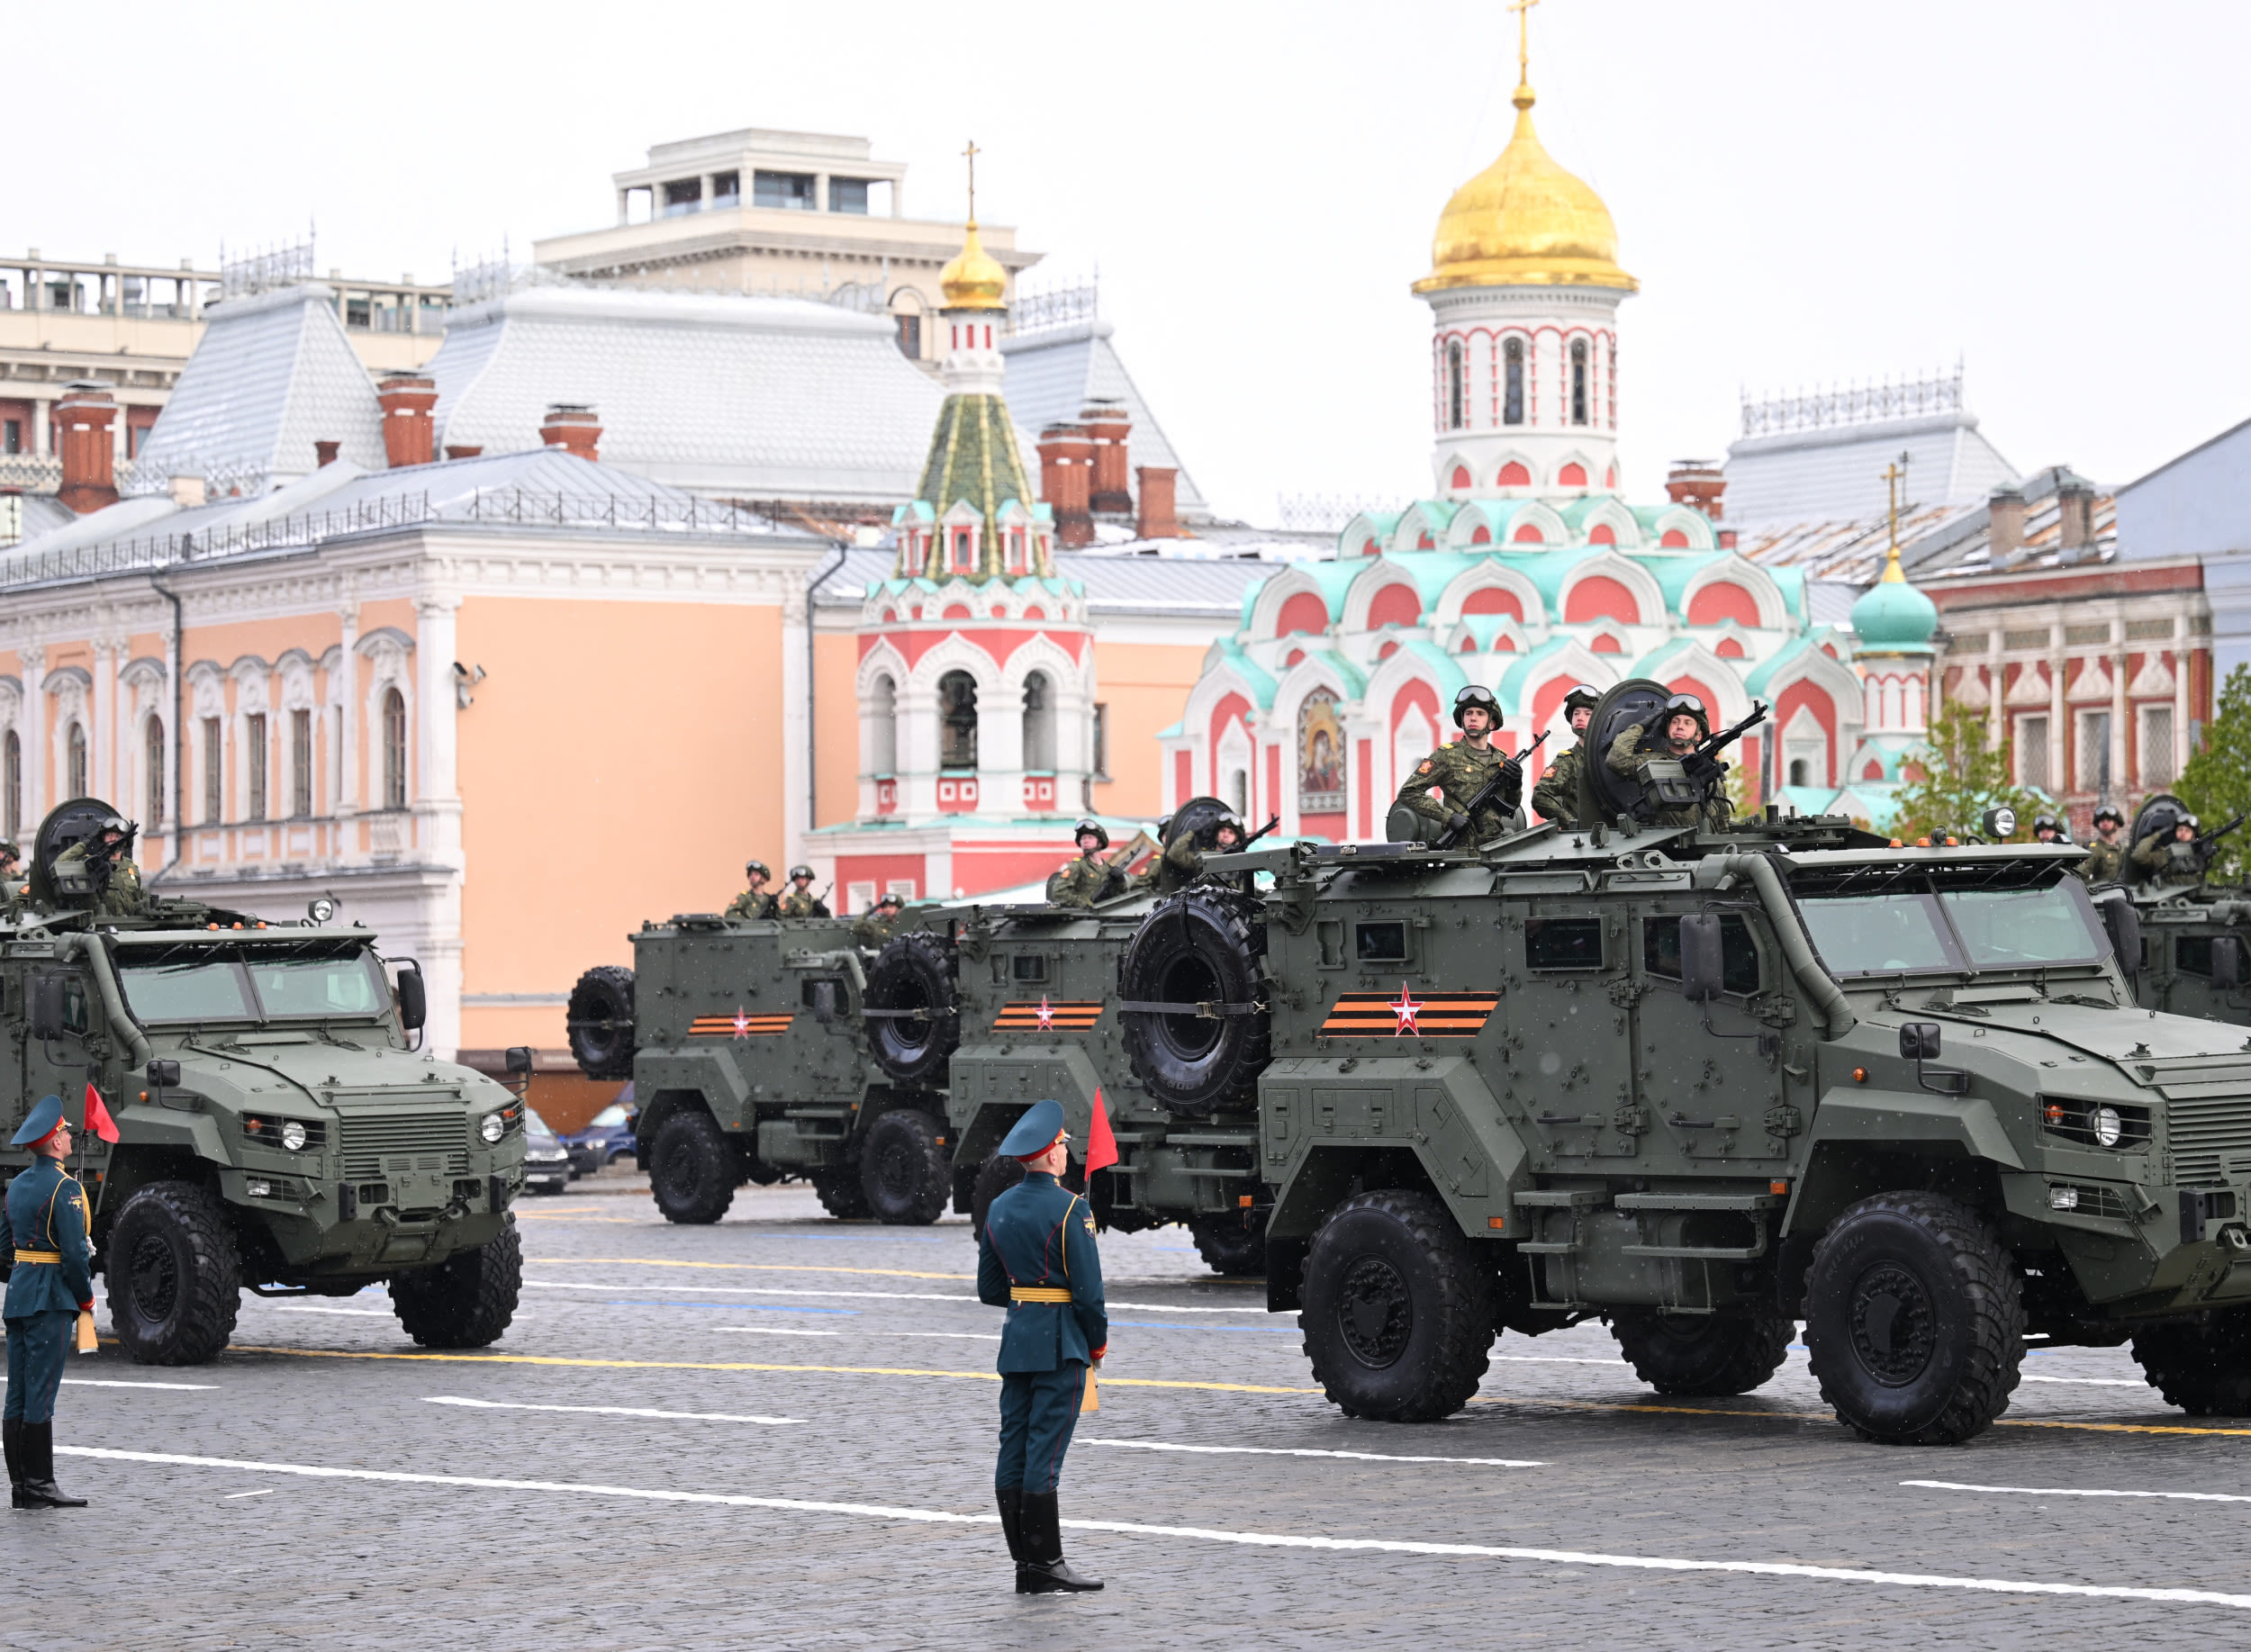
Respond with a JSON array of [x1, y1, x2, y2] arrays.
[[20, 1424, 86, 1509], [1019, 1491, 1102, 1593], [3, 1419, 27, 1510], [996, 1486, 1032, 1593]]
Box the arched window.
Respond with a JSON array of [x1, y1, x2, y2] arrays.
[[1503, 338, 1525, 426], [1570, 339, 1589, 426], [1228, 768, 1248, 816], [938, 671, 979, 771], [1021, 673, 1055, 772], [145, 716, 165, 826], [65, 723, 86, 799], [3, 731, 18, 838], [870, 674, 898, 774], [950, 528, 976, 574], [1497, 460, 1531, 487], [1789, 758, 1809, 787], [382, 687, 407, 809], [1445, 339, 1466, 431]]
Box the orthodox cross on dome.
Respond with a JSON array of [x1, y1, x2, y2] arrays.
[[1507, 0, 1540, 86], [962, 140, 981, 222], [1881, 451, 1910, 581]]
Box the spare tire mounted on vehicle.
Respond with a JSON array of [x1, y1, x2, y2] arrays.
[[1120, 887, 1270, 1114], [565, 965, 637, 1080], [864, 931, 962, 1086]]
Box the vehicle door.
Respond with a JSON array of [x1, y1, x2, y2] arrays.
[[23, 961, 97, 1143], [1510, 902, 1640, 1162], [1633, 907, 1785, 1169]]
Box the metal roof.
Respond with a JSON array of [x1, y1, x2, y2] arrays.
[[1000, 320, 1208, 515], [819, 545, 1280, 618]]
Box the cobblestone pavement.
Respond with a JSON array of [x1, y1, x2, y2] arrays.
[[13, 1172, 2251, 1649]]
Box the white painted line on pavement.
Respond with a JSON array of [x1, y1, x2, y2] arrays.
[[253, 1305, 393, 1318], [61, 1379, 222, 1391], [1081, 1438, 1543, 1467], [2016, 1375, 2147, 1387], [225, 1489, 273, 1499], [710, 1327, 844, 1338], [1906, 1479, 2251, 1505], [424, 1396, 800, 1426], [520, 1279, 1267, 1312], [1491, 1355, 1631, 1368], [52, 1446, 2251, 1611], [885, 1332, 1001, 1341]]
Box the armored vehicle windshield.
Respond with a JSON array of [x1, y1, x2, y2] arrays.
[[1794, 871, 2111, 977], [114, 939, 392, 1023]]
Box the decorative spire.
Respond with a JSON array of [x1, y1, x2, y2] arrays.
[[1881, 453, 1908, 582], [1508, 0, 1540, 102], [938, 140, 1008, 311]]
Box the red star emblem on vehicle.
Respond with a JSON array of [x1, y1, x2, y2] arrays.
[[1389, 983, 1422, 1036], [1035, 994, 1055, 1031], [732, 1008, 751, 1040]]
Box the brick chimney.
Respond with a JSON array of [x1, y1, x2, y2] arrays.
[[2056, 474, 2096, 564], [1135, 466, 1179, 540], [375, 374, 438, 469], [1037, 422, 1095, 548], [55, 380, 119, 515], [539, 403, 601, 463], [1664, 459, 1725, 521], [444, 445, 483, 461], [313, 440, 340, 467], [1082, 400, 1133, 516], [1988, 485, 2026, 565]]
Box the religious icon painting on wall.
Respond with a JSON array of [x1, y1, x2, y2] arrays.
[[1299, 691, 1346, 803]]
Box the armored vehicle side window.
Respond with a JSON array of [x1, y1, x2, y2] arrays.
[[1643, 915, 1759, 995], [1355, 922, 1408, 962], [248, 956, 389, 1016], [61, 976, 87, 1034], [1525, 916, 1603, 970], [1941, 886, 2106, 970], [1011, 954, 1048, 982], [2177, 935, 2216, 977], [1799, 893, 1957, 975]]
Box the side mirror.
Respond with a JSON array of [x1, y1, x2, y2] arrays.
[[395, 965, 427, 1032], [2100, 896, 2142, 980], [504, 1045, 534, 1077], [1678, 914, 1724, 1004], [146, 1059, 182, 1088], [1900, 1022, 1941, 1061], [30, 973, 64, 1041], [2214, 936, 2246, 988], [811, 980, 840, 1025]]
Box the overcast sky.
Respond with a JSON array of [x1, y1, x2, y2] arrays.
[[15, 0, 2249, 526]]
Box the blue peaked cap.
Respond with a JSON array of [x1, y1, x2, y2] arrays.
[[998, 1098, 1067, 1160], [11, 1094, 64, 1147]]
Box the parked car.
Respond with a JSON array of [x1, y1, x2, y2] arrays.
[[524, 1107, 575, 1195], [562, 1088, 638, 1176]]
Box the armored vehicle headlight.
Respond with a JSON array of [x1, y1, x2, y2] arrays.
[[246, 1178, 272, 1198], [480, 1112, 507, 1144], [280, 1120, 308, 1152], [2091, 1106, 2123, 1148]]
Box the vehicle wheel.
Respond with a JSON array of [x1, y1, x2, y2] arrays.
[[1803, 1191, 2024, 1445], [864, 932, 961, 1086], [105, 1180, 242, 1365], [812, 1169, 871, 1220], [1609, 1309, 1794, 1396], [858, 1108, 950, 1226], [2131, 1309, 2251, 1415], [1299, 1189, 1496, 1422], [1189, 1214, 1268, 1277], [971, 1152, 1025, 1238], [1119, 888, 1271, 1115], [390, 1224, 521, 1349], [648, 1110, 739, 1225], [565, 965, 637, 1080]]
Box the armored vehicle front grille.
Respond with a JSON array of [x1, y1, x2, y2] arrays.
[[339, 1115, 470, 1179], [2147, 1062, 2251, 1186]]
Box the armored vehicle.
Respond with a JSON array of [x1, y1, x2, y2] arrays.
[[568, 912, 954, 1225], [2100, 794, 2251, 1029], [0, 799, 525, 1365]]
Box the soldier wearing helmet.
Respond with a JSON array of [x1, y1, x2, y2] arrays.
[[777, 864, 831, 918], [1605, 693, 1734, 831], [1047, 819, 1126, 909], [2031, 814, 2068, 845], [1531, 683, 1603, 826], [853, 891, 907, 948], [53, 816, 144, 916], [2133, 812, 2208, 892], [726, 860, 779, 920], [1151, 808, 1246, 896], [2080, 805, 2127, 885], [1394, 685, 1523, 845]]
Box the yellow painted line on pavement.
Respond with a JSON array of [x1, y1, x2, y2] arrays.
[[528, 1257, 975, 1282], [1471, 1392, 2251, 1440]]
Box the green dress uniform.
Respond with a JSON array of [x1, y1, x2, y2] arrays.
[[5, 1097, 95, 1511], [2132, 830, 2205, 892], [978, 1100, 1106, 1593], [1395, 736, 1522, 843], [2079, 835, 2128, 885], [1605, 723, 1734, 831], [1531, 744, 1584, 826], [1046, 853, 1123, 908], [725, 889, 777, 919]]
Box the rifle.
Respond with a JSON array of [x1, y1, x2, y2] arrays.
[[1238, 814, 1283, 851], [2192, 813, 2248, 864], [1435, 730, 1549, 849], [1677, 701, 1769, 790]]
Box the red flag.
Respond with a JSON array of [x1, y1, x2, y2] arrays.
[[1084, 1086, 1118, 1177], [84, 1081, 120, 1144]]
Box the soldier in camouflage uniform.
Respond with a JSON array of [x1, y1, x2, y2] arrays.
[[726, 861, 778, 920], [777, 864, 831, 918], [1047, 821, 1126, 908], [2079, 806, 2128, 885], [2133, 817, 2208, 893], [2032, 814, 2070, 846], [53, 816, 145, 917], [1148, 811, 1245, 896], [1605, 694, 1734, 831], [1530, 684, 1601, 826], [852, 892, 905, 947], [1395, 686, 1523, 844]]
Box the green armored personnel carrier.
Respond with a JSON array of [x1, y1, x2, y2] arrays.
[[567, 913, 953, 1225], [2101, 793, 2251, 1028], [0, 799, 525, 1364]]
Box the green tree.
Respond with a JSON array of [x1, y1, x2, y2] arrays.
[[2176, 664, 2251, 882], [1891, 699, 2037, 843]]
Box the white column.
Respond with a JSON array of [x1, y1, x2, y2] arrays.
[[2111, 649, 2129, 802], [413, 592, 464, 1061], [30, 396, 51, 457], [782, 583, 810, 866], [336, 607, 359, 816], [19, 646, 43, 826], [161, 624, 180, 853], [2048, 640, 2066, 796], [2175, 646, 2193, 780], [91, 641, 116, 807]]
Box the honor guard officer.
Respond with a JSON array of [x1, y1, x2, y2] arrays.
[[1531, 684, 1602, 826], [2082, 806, 2128, 884], [776, 865, 831, 919], [5, 1096, 93, 1511], [1395, 685, 1522, 844], [726, 861, 778, 919], [978, 1098, 1106, 1594], [1047, 820, 1125, 909], [852, 892, 905, 947]]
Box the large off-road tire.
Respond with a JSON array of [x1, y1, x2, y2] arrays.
[[1189, 1213, 1268, 1277], [812, 1168, 871, 1220], [1803, 1191, 2024, 1445], [1120, 888, 1270, 1115], [566, 965, 637, 1080], [1299, 1189, 1496, 1422], [971, 1152, 1026, 1238], [2131, 1309, 2251, 1415], [647, 1109, 739, 1225], [390, 1224, 521, 1349], [858, 1107, 950, 1226], [106, 1180, 242, 1365], [1610, 1308, 1794, 1396], [864, 932, 961, 1086]]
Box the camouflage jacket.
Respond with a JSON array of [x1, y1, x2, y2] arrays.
[[776, 890, 831, 918], [851, 914, 898, 948], [1605, 725, 1732, 831], [1395, 737, 1522, 844], [1530, 745, 1584, 826], [2078, 835, 2129, 886], [1140, 831, 1218, 897], [726, 889, 778, 920], [54, 844, 146, 916], [1046, 853, 1124, 909], [2131, 831, 2205, 891]]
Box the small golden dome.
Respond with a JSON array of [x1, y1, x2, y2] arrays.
[[940, 220, 1008, 311], [1414, 85, 1637, 294]]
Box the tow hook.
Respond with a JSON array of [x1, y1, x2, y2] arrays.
[[2223, 1226, 2251, 1254]]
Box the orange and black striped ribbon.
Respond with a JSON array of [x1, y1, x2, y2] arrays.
[[992, 1000, 1105, 1031], [688, 1013, 796, 1037], [1318, 991, 1500, 1039]]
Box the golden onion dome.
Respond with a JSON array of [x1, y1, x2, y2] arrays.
[[939, 220, 1008, 311], [1414, 85, 1637, 293]]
